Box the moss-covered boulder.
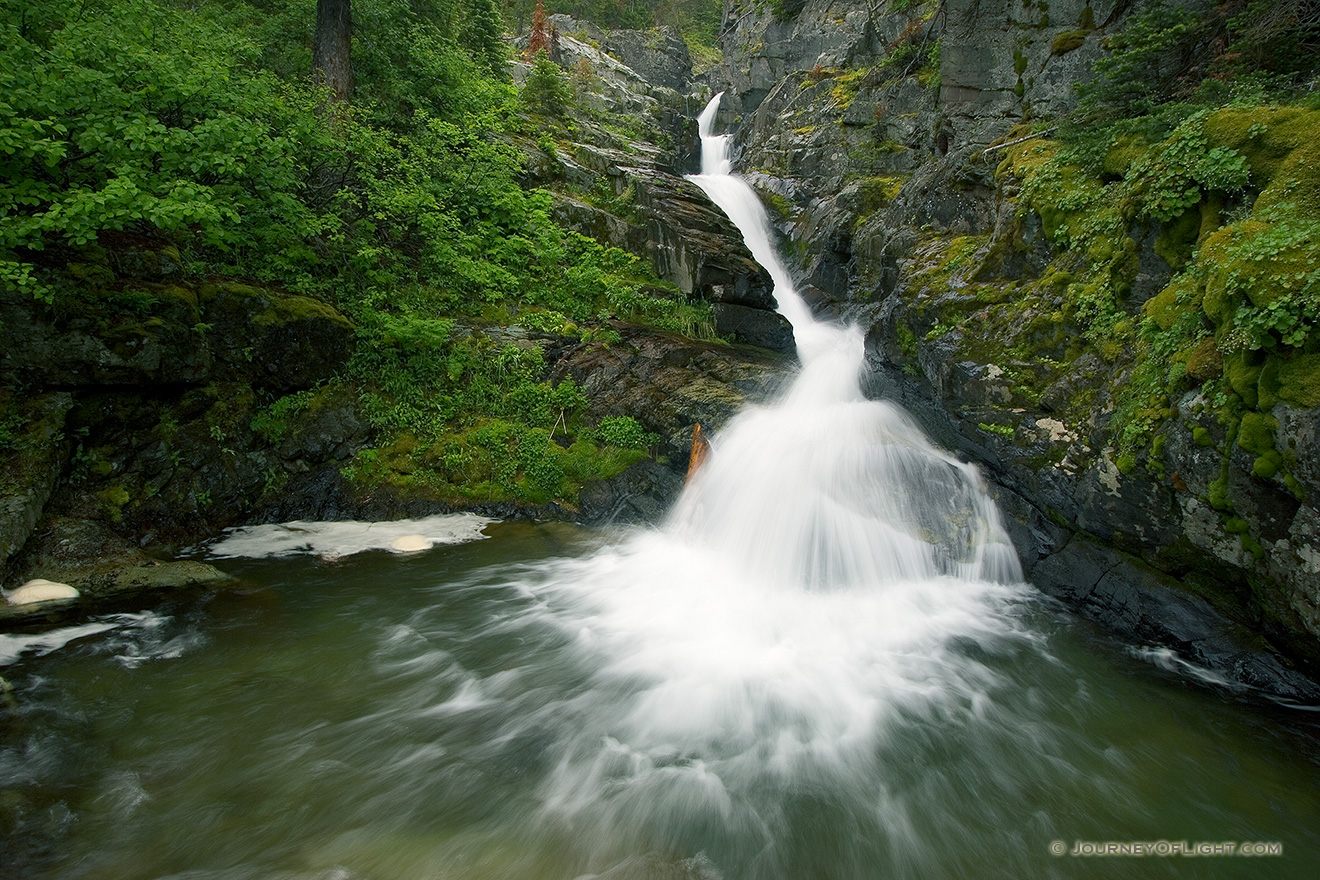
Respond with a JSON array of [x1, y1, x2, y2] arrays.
[[198, 282, 355, 391]]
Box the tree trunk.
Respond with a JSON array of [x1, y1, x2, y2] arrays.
[[313, 0, 353, 104]]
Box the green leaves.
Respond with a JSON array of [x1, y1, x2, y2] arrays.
[[1128, 113, 1250, 222]]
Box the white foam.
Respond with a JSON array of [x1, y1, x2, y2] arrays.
[[205, 514, 495, 560], [0, 612, 166, 666]]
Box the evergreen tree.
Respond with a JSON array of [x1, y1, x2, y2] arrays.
[[461, 0, 510, 79]]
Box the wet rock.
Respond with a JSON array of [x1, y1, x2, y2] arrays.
[[1033, 536, 1320, 704], [579, 459, 685, 525], [553, 326, 789, 457], [711, 302, 796, 354]]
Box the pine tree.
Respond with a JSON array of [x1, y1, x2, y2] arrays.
[[461, 0, 509, 78]]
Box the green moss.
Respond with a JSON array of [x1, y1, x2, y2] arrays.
[[1203, 106, 1320, 188], [1185, 336, 1222, 381], [1192, 425, 1214, 447], [1100, 134, 1147, 178], [198, 281, 265, 302], [254, 293, 354, 328], [1236, 410, 1277, 455], [1051, 30, 1088, 56], [1253, 450, 1283, 479], [1240, 533, 1266, 559], [1276, 353, 1320, 406], [978, 422, 1015, 438], [1208, 473, 1232, 510], [1256, 358, 1281, 409], [1153, 207, 1200, 268], [1223, 353, 1262, 406], [1144, 277, 1193, 331], [66, 262, 115, 288], [97, 485, 131, 523]]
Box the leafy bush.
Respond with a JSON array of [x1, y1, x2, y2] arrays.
[[596, 416, 658, 449]]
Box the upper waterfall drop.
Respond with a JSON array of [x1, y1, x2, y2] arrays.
[[674, 91, 1023, 588], [688, 92, 824, 354]]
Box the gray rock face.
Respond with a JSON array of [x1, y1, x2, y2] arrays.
[[602, 26, 694, 92], [0, 394, 73, 571]]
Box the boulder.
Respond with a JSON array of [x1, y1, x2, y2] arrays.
[[711, 302, 796, 354], [5, 579, 79, 606], [198, 282, 355, 391]]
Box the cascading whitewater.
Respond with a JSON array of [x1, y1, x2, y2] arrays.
[[679, 92, 1022, 589]]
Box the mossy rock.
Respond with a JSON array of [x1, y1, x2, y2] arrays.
[[1152, 207, 1200, 269], [1237, 410, 1278, 456], [1195, 218, 1315, 312], [1144, 275, 1199, 331], [1276, 353, 1320, 407], [1185, 336, 1222, 381], [1101, 134, 1148, 179], [1203, 106, 1320, 187], [1223, 352, 1262, 406], [1050, 29, 1088, 56], [1257, 137, 1320, 216], [199, 282, 355, 391]]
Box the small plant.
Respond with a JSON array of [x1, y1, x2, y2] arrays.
[[596, 415, 657, 450]]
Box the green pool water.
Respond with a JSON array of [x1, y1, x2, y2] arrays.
[[2, 520, 1318, 880]]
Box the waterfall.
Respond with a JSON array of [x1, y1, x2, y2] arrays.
[[511, 92, 1029, 866]]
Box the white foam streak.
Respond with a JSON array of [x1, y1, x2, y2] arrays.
[[205, 514, 494, 560]]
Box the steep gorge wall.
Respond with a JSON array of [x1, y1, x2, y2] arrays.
[[712, 0, 1320, 698]]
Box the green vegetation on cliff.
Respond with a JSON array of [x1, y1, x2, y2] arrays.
[[927, 0, 1320, 564], [0, 0, 718, 511]]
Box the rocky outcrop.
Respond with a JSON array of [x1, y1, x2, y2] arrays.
[[0, 278, 353, 392], [551, 324, 787, 466], [0, 394, 74, 568], [601, 26, 694, 93], [0, 517, 234, 626], [515, 19, 792, 352]]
